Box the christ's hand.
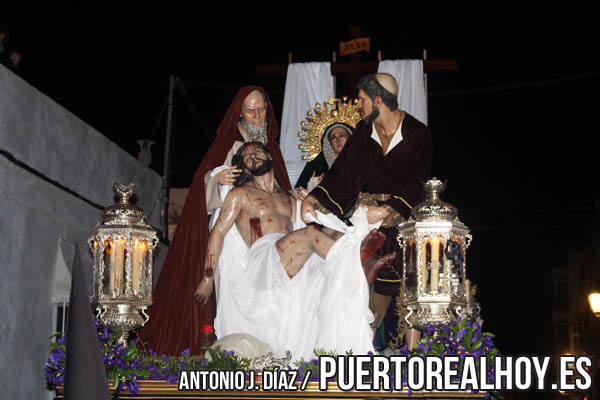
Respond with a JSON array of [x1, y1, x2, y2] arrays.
[[362, 205, 390, 225], [301, 195, 319, 223], [194, 276, 214, 306]]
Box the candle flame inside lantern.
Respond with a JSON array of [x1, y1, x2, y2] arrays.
[[108, 237, 126, 295], [131, 238, 147, 295]]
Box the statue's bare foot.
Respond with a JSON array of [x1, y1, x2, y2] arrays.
[[360, 229, 386, 264], [365, 252, 397, 285]]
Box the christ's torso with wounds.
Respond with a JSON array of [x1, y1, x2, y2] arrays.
[[208, 183, 300, 272], [225, 186, 295, 247]]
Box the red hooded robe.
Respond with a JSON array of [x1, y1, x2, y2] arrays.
[[138, 86, 291, 355]]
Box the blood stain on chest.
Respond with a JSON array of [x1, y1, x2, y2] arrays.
[[249, 218, 263, 238]]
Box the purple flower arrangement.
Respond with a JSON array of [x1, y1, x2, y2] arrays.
[[413, 318, 498, 359], [400, 318, 502, 399], [45, 318, 501, 398], [409, 318, 500, 392], [44, 335, 66, 386], [44, 319, 251, 395]]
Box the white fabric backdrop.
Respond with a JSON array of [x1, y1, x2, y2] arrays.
[[377, 59, 428, 125], [279, 63, 334, 187]]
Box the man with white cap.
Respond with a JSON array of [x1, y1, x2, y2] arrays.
[[301, 73, 433, 345]]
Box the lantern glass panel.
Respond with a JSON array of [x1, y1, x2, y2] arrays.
[[439, 239, 447, 292], [446, 238, 464, 296], [121, 247, 128, 296], [405, 239, 417, 296], [102, 240, 111, 296], [423, 241, 431, 291], [141, 245, 150, 295], [105, 237, 126, 297], [427, 237, 444, 294], [131, 238, 148, 296], [93, 244, 98, 268]]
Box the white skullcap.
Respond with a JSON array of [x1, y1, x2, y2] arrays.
[[375, 73, 398, 96]]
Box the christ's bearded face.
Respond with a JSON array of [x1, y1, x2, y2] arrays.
[[241, 144, 272, 176]]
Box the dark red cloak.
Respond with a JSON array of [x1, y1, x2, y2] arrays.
[[138, 86, 290, 355]]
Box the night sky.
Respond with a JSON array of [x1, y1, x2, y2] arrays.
[[4, 7, 599, 375]]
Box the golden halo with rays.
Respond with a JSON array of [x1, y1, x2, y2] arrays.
[[297, 96, 362, 162]]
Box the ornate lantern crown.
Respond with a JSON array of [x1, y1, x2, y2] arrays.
[[101, 183, 147, 225], [412, 179, 459, 222]]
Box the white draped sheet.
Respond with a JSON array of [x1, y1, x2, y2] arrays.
[[212, 201, 375, 361], [377, 59, 428, 125], [279, 63, 335, 186]]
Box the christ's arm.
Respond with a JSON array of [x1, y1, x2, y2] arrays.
[[194, 187, 245, 305]]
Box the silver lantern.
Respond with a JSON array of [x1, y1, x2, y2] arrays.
[[89, 183, 159, 345], [397, 178, 480, 329]]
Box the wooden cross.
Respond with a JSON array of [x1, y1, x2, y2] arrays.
[[332, 27, 457, 97], [256, 26, 457, 98]]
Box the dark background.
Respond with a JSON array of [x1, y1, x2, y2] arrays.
[[3, 7, 599, 397]]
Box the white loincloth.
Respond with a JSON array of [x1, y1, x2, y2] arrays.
[[309, 208, 378, 356], [213, 200, 376, 361]]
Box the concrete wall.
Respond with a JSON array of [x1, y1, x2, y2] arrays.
[[0, 64, 166, 399]]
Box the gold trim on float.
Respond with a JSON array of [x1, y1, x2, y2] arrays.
[[55, 380, 486, 398]]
